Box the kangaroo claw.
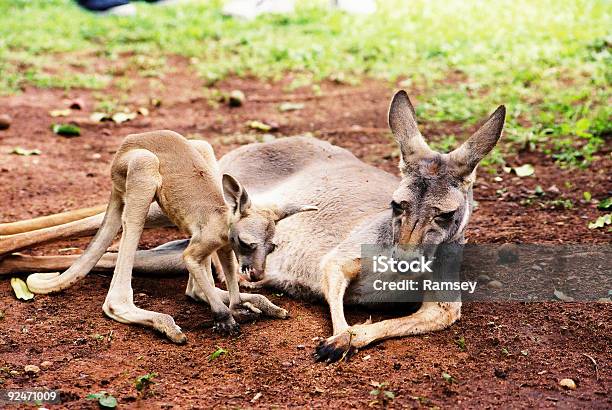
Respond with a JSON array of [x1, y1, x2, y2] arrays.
[[313, 332, 355, 363]]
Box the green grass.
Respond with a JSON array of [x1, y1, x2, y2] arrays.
[[1, 0, 610, 167]]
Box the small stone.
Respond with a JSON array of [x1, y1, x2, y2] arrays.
[[69, 98, 85, 110], [559, 378, 576, 390], [362, 355, 371, 361], [548, 185, 560, 195], [24, 365, 40, 374], [296, 344, 306, 350], [281, 361, 292, 367], [498, 243, 519, 263], [9, 370, 19, 375], [251, 392, 262, 403], [91, 153, 102, 160], [494, 368, 507, 379], [488, 280, 503, 289], [40, 361, 53, 369], [0, 114, 11, 130], [477, 274, 491, 283], [228, 90, 246, 107], [531, 264, 543, 271]]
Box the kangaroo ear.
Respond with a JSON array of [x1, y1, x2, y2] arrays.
[[388, 90, 433, 171], [222, 174, 251, 215], [449, 105, 506, 177], [274, 204, 318, 222]]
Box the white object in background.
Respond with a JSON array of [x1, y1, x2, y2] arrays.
[[222, 0, 296, 20], [101, 3, 137, 16]]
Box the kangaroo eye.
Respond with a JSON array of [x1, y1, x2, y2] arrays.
[[434, 210, 456, 224], [390, 201, 403, 215], [269, 242, 277, 253], [237, 237, 255, 251]]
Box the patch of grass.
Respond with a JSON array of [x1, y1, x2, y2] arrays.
[[369, 381, 396, 406], [134, 372, 157, 394], [0, 0, 610, 168], [454, 336, 466, 351]]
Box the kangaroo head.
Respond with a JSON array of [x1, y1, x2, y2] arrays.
[[388, 90, 505, 246], [222, 174, 317, 280]]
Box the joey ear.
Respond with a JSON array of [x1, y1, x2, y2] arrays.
[[222, 174, 251, 215], [388, 90, 433, 170], [449, 105, 506, 177], [274, 204, 318, 222]]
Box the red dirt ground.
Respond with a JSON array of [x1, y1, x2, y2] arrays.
[[0, 59, 610, 408]]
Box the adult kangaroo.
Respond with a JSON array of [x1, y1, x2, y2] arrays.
[[220, 90, 505, 361], [0, 91, 505, 362]]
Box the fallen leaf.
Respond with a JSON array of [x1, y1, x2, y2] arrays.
[[248, 120, 273, 132], [513, 164, 534, 177], [597, 197, 612, 210], [10, 278, 34, 301], [52, 123, 81, 137], [87, 392, 117, 409], [208, 347, 227, 361], [10, 147, 41, 156], [279, 102, 305, 112], [588, 213, 611, 229], [49, 109, 72, 117], [111, 112, 137, 124], [90, 112, 110, 122], [554, 289, 574, 302]]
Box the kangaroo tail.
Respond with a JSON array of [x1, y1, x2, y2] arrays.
[[0, 204, 106, 235], [26, 192, 123, 294]]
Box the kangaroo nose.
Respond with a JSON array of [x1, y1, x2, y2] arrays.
[[250, 269, 264, 281]]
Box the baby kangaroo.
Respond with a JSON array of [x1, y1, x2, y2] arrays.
[[26, 130, 316, 343]]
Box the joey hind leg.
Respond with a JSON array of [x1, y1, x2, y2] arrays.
[[102, 149, 186, 344]]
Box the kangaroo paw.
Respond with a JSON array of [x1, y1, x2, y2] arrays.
[[313, 331, 356, 363], [212, 316, 241, 336]]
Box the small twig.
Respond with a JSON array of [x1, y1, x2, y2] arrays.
[[582, 353, 599, 381], [339, 330, 356, 363]]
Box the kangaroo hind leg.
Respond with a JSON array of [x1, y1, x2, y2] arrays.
[[101, 149, 186, 344]]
